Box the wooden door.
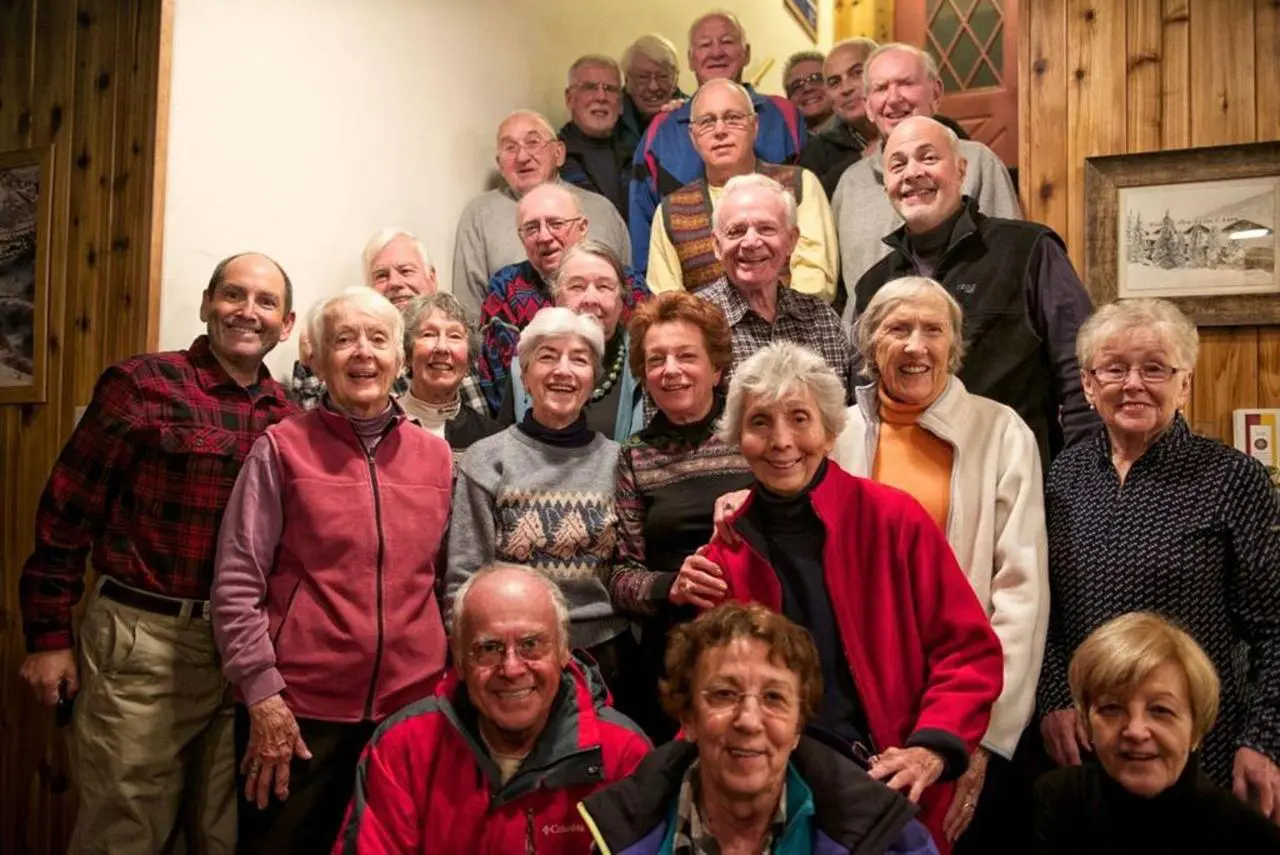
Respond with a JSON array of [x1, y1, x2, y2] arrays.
[[896, 0, 1019, 166]]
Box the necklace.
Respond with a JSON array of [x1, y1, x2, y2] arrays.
[[591, 338, 625, 402]]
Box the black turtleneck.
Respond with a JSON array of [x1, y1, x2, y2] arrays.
[[517, 410, 594, 448], [904, 204, 965, 279], [560, 122, 626, 213]]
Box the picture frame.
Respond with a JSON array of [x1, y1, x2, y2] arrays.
[[785, 0, 819, 42], [1084, 141, 1280, 326], [0, 144, 54, 404]]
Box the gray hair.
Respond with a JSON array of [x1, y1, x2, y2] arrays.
[[690, 77, 756, 118], [622, 33, 679, 72], [783, 50, 826, 83], [567, 54, 622, 87], [361, 227, 434, 289], [497, 109, 557, 146], [515, 305, 605, 382], [307, 286, 405, 369], [549, 239, 628, 300], [828, 36, 879, 64], [449, 563, 572, 654], [864, 42, 942, 95], [853, 276, 966, 381], [1076, 299, 1200, 371], [515, 182, 584, 229], [401, 292, 479, 367], [713, 173, 798, 232], [688, 9, 747, 45], [717, 342, 848, 445]]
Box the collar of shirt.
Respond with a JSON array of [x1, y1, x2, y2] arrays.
[[187, 335, 283, 398], [1091, 410, 1191, 469], [672, 759, 787, 855], [707, 277, 803, 327]]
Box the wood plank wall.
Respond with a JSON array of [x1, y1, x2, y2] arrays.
[[1020, 0, 1280, 442], [0, 2, 170, 853]]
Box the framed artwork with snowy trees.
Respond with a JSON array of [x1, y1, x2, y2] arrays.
[[1084, 141, 1279, 326], [0, 145, 53, 404]]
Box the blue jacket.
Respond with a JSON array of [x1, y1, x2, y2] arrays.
[[578, 737, 938, 855], [628, 85, 805, 275]]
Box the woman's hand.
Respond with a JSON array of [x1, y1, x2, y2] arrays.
[[942, 747, 989, 843], [243, 694, 312, 809], [670, 546, 728, 609], [711, 489, 751, 545], [1041, 707, 1091, 766], [869, 746, 945, 803], [1233, 746, 1280, 824]]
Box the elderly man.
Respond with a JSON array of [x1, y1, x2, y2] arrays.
[[833, 43, 1020, 323], [618, 33, 684, 153], [333, 563, 650, 853], [453, 110, 631, 318], [799, 37, 880, 199], [19, 253, 297, 853], [784, 49, 833, 129], [558, 55, 630, 220], [697, 174, 855, 393], [855, 116, 1099, 465], [629, 10, 805, 276], [476, 183, 649, 415], [647, 78, 836, 302]]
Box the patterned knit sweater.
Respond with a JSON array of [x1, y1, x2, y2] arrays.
[[1038, 415, 1280, 784], [445, 425, 627, 649]]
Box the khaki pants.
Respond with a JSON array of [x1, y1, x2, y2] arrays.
[[68, 578, 236, 855]]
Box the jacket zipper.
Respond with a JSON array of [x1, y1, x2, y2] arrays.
[[525, 806, 536, 855], [362, 448, 387, 720]]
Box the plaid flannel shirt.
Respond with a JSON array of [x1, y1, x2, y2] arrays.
[[288, 360, 488, 416], [476, 260, 651, 415], [697, 276, 856, 399], [19, 336, 297, 652]]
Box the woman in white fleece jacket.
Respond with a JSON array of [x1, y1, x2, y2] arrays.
[[836, 276, 1048, 854]]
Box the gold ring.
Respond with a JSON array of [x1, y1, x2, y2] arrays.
[[249, 762, 263, 775]]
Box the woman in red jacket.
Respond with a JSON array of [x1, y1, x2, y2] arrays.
[[673, 341, 1003, 853]]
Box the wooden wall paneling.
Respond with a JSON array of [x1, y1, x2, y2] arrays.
[[1258, 0, 1279, 141], [1020, 0, 1070, 235], [1159, 0, 1191, 148], [1259, 327, 1280, 405], [1187, 327, 1260, 441], [1187, 0, 1255, 146], [0, 0, 35, 145], [1126, 0, 1163, 152]]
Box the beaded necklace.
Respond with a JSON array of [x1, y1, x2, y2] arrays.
[[591, 335, 626, 403]]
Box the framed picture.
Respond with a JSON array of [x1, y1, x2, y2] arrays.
[[0, 145, 54, 404], [785, 0, 818, 41], [1084, 141, 1280, 326]]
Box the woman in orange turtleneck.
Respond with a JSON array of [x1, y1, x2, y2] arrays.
[[835, 276, 1050, 855]]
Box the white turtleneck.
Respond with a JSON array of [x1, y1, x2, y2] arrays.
[[400, 389, 460, 439]]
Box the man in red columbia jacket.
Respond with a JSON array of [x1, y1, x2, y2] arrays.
[[333, 564, 651, 854]]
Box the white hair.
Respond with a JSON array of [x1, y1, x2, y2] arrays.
[[567, 54, 622, 87], [690, 78, 756, 117], [360, 228, 433, 289], [864, 42, 942, 94], [514, 182, 584, 228], [1076, 299, 1200, 370], [515, 306, 605, 381], [712, 173, 798, 232], [688, 9, 747, 45], [449, 563, 572, 654], [717, 342, 848, 445], [307, 286, 405, 369], [829, 37, 879, 61], [622, 33, 679, 72], [783, 50, 825, 82], [496, 109, 557, 146], [853, 276, 966, 380]]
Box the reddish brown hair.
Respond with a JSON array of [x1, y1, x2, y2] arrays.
[[627, 291, 733, 387]]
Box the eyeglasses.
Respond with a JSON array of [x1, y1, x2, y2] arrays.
[[469, 634, 554, 668], [498, 137, 559, 160], [573, 81, 622, 96], [1088, 363, 1184, 385], [785, 71, 826, 97], [628, 71, 675, 88], [686, 110, 754, 135], [699, 687, 797, 718], [517, 216, 584, 240]]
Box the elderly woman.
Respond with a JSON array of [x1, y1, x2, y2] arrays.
[[500, 240, 646, 441], [399, 292, 501, 451], [212, 288, 452, 853], [1037, 299, 1280, 822], [446, 306, 634, 689], [580, 602, 938, 854], [685, 341, 1003, 852], [1033, 612, 1280, 853]]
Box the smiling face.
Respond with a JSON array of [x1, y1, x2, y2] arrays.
[[555, 252, 624, 339], [1082, 327, 1191, 448], [370, 235, 436, 309], [625, 52, 678, 116], [690, 82, 758, 179], [866, 48, 942, 137], [201, 254, 295, 375], [524, 335, 595, 429], [496, 114, 566, 196], [410, 309, 470, 402], [683, 637, 802, 801], [884, 117, 967, 234], [738, 388, 834, 496], [566, 62, 623, 139], [644, 320, 721, 424], [785, 58, 830, 123], [1089, 660, 1196, 798], [316, 310, 401, 417], [688, 15, 750, 84], [873, 292, 954, 406], [713, 186, 798, 294], [825, 43, 872, 124], [517, 185, 589, 279]]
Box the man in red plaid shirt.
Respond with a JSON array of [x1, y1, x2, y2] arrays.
[[18, 252, 298, 853]]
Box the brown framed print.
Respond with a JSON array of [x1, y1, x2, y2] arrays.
[[0, 144, 54, 404]]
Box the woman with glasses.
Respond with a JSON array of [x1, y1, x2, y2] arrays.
[[580, 602, 939, 855], [1037, 299, 1280, 822]]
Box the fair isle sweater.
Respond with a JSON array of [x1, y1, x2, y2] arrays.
[[444, 425, 627, 649]]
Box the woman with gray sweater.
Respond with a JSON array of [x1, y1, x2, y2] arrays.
[[445, 307, 633, 689]]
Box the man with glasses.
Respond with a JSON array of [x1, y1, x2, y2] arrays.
[[334, 563, 651, 853], [783, 50, 833, 130], [855, 116, 1098, 465], [453, 110, 631, 319], [558, 55, 630, 220], [799, 38, 881, 200], [476, 183, 649, 415], [629, 10, 806, 277], [618, 33, 685, 153], [647, 79, 836, 302]]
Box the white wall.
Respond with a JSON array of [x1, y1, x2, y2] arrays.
[[160, 0, 833, 377]]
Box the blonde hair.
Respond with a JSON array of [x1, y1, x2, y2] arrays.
[[853, 276, 966, 380], [1075, 299, 1200, 371]]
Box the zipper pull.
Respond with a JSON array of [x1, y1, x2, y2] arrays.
[[525, 806, 536, 855]]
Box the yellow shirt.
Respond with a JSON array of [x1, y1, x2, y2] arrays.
[[647, 168, 839, 303], [871, 387, 954, 533]]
